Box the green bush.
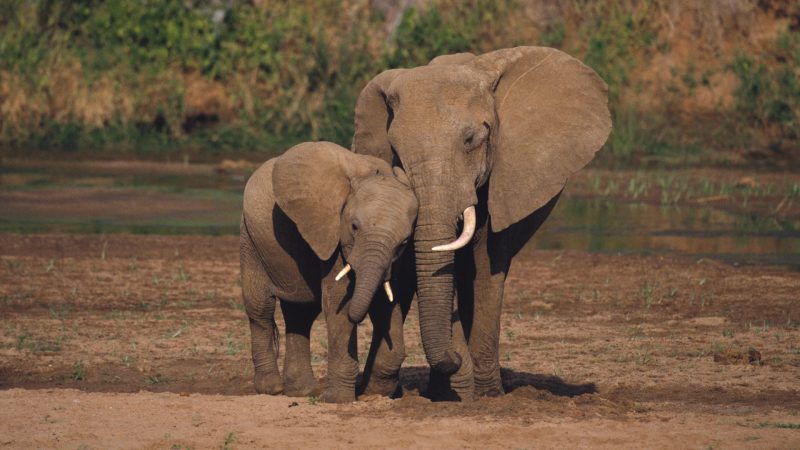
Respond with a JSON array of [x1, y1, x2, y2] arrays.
[[729, 32, 800, 144], [0, 0, 796, 163]]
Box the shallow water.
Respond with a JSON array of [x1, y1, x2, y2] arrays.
[[532, 198, 800, 268], [2, 164, 798, 267]]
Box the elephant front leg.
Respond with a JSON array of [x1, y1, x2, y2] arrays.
[[427, 296, 475, 402], [320, 269, 358, 403], [361, 292, 408, 398], [466, 229, 509, 398], [469, 272, 506, 397]]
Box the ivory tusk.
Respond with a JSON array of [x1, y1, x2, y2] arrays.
[[383, 281, 394, 302], [335, 264, 351, 281], [432, 206, 476, 251]]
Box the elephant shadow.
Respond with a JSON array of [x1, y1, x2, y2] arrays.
[[395, 366, 597, 398]]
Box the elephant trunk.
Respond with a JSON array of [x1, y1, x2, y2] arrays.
[[412, 182, 462, 376], [347, 247, 391, 324]]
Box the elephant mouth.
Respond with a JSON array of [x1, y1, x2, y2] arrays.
[[336, 260, 396, 324], [335, 263, 394, 302]]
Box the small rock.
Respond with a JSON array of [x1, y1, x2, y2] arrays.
[[735, 176, 758, 189]]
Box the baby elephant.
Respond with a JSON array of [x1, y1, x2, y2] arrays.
[[240, 141, 417, 403]]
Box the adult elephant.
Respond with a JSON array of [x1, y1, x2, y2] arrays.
[[351, 47, 611, 400]]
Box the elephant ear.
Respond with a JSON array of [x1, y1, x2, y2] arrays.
[[352, 69, 405, 163], [472, 47, 611, 232], [272, 142, 372, 260]]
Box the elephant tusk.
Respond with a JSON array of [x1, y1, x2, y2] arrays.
[[383, 281, 394, 302], [335, 264, 352, 281], [432, 206, 476, 251]]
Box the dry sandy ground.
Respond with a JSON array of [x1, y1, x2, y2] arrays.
[[1, 233, 798, 449]]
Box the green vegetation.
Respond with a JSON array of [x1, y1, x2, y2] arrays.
[[0, 0, 797, 163], [145, 374, 171, 385], [71, 360, 86, 380], [755, 422, 800, 430], [221, 432, 236, 450], [224, 336, 245, 355], [16, 330, 65, 353], [729, 31, 800, 151]]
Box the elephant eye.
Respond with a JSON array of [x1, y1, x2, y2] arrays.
[[464, 129, 479, 151], [351, 221, 359, 233], [463, 127, 485, 153]]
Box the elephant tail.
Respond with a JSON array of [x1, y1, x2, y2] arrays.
[[271, 317, 280, 361]]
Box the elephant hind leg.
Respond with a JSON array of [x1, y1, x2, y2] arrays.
[[249, 314, 283, 395], [241, 229, 282, 395], [280, 300, 321, 397]]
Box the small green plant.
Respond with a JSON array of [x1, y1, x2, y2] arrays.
[[640, 280, 659, 309], [72, 361, 86, 381], [225, 337, 245, 355], [308, 396, 320, 406], [146, 375, 170, 385], [16, 331, 63, 353], [229, 299, 245, 311], [221, 432, 236, 450], [722, 329, 735, 338], [170, 444, 195, 450], [3, 259, 21, 273], [177, 264, 190, 282], [48, 305, 71, 320], [168, 324, 189, 339], [636, 345, 653, 365], [628, 326, 645, 340]]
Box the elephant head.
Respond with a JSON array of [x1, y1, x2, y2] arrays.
[[352, 47, 611, 375], [272, 142, 418, 323]]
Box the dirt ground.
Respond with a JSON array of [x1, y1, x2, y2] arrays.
[[1, 233, 798, 449]]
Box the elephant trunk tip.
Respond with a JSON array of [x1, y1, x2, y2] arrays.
[[431, 349, 462, 376], [347, 305, 368, 324]]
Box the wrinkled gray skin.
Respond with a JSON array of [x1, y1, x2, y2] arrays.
[[352, 47, 611, 400], [240, 142, 417, 403]]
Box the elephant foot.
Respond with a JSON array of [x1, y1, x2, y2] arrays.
[[474, 368, 504, 398], [426, 370, 474, 402], [475, 384, 505, 398], [360, 375, 401, 398], [254, 371, 283, 395], [321, 387, 356, 404], [283, 374, 321, 397]]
